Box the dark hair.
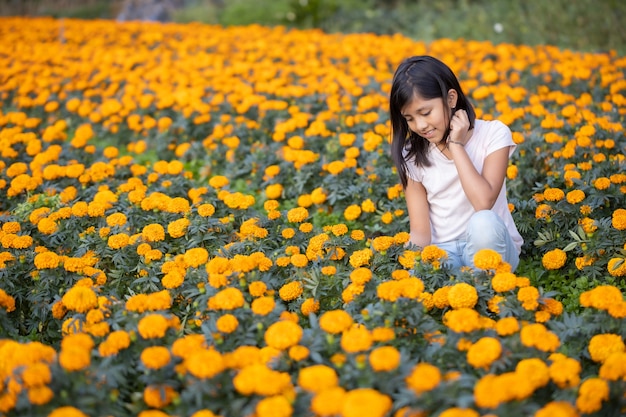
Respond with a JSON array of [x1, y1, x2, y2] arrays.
[[389, 55, 475, 188]]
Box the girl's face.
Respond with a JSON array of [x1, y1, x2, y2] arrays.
[[400, 91, 456, 144]]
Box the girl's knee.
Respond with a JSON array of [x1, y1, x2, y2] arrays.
[[467, 210, 505, 246]]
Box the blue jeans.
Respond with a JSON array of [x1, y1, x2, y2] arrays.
[[435, 210, 520, 272]]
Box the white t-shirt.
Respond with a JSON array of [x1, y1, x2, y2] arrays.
[[404, 119, 523, 253]]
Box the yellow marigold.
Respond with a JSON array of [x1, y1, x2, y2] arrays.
[[343, 204, 362, 221], [520, 323, 560, 352], [612, 208, 626, 230], [288, 345, 309, 361], [420, 244, 448, 264], [542, 248, 567, 270], [208, 286, 245, 310], [248, 281, 267, 297], [142, 223, 165, 242], [216, 314, 239, 334], [48, 407, 89, 417], [598, 351, 626, 380], [59, 344, 91, 371], [607, 258, 626, 277], [495, 317, 519, 336], [208, 175, 229, 189], [433, 286, 451, 309], [138, 314, 170, 339], [251, 296, 275, 316], [566, 189, 585, 204], [517, 286, 540, 310], [233, 363, 291, 396], [369, 346, 401, 372], [534, 401, 579, 417], [439, 409, 480, 417], [473, 248, 503, 270], [265, 320, 303, 350], [467, 337, 501, 370], [575, 378, 609, 414], [535, 203, 553, 220], [593, 177, 611, 190], [491, 272, 517, 292], [107, 233, 130, 249], [588, 333, 625, 363], [406, 363, 441, 394], [580, 285, 623, 310], [340, 324, 372, 353], [548, 356, 581, 388], [185, 348, 225, 379], [33, 251, 60, 269], [144, 384, 177, 409], [61, 286, 98, 313], [349, 267, 372, 285], [279, 281, 303, 301], [349, 248, 372, 268], [319, 310, 353, 334], [443, 308, 482, 333], [543, 187, 565, 201], [168, 218, 190, 238], [301, 298, 320, 316], [197, 203, 216, 217], [98, 330, 132, 357], [287, 207, 309, 223], [516, 358, 550, 390], [447, 282, 478, 309], [311, 387, 345, 416], [290, 253, 308, 267], [341, 388, 392, 417], [298, 364, 339, 393], [372, 236, 395, 252], [256, 395, 292, 417], [106, 212, 127, 227]]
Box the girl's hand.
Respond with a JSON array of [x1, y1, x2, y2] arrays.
[[449, 109, 470, 145]]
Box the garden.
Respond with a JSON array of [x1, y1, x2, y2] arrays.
[[0, 14, 625, 417]]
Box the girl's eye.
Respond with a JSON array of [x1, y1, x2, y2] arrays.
[[422, 111, 431, 116]]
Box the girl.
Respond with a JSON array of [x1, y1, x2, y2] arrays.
[[389, 55, 523, 271]]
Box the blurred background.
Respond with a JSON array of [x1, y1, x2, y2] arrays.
[[1, 0, 625, 55]]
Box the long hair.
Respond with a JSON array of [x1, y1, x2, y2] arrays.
[[389, 55, 475, 188]]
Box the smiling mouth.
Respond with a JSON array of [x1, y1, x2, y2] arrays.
[[421, 129, 435, 138]]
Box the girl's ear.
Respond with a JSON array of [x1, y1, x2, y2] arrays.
[[447, 89, 458, 108]]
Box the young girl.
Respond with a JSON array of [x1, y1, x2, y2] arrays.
[[389, 55, 523, 271]]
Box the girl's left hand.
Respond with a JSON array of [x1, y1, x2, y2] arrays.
[[449, 109, 470, 145]]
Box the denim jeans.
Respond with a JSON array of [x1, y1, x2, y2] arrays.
[[435, 210, 520, 272]]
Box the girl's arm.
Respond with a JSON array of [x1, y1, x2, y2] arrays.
[[448, 110, 510, 210], [404, 179, 431, 248]]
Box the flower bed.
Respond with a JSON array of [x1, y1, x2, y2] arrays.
[[0, 16, 624, 417]]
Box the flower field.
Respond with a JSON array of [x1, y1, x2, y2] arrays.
[[1, 15, 625, 417]]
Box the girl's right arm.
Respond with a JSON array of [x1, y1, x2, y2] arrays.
[[404, 179, 431, 248]]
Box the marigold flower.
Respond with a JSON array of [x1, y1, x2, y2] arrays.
[[566, 189, 585, 204], [138, 314, 170, 339], [520, 323, 560, 352], [495, 316, 519, 336], [343, 204, 362, 221], [256, 395, 292, 417], [587, 333, 625, 363], [599, 351, 626, 380], [144, 384, 177, 409], [542, 248, 567, 270], [59, 344, 91, 371], [406, 362, 441, 394], [248, 281, 267, 297], [107, 233, 130, 249], [548, 356, 581, 388], [593, 176, 611, 190], [298, 364, 339, 393], [447, 282, 478, 309], [61, 286, 98, 313], [265, 320, 303, 350], [288, 345, 309, 361], [251, 296, 275, 316], [301, 298, 320, 316], [607, 257, 626, 276], [421, 245, 448, 264], [311, 386, 345, 416], [467, 337, 501, 369], [319, 310, 353, 334], [491, 272, 517, 292], [287, 207, 309, 223], [341, 388, 392, 417], [48, 407, 89, 417], [575, 377, 609, 414], [142, 223, 165, 242], [98, 330, 132, 357], [349, 248, 372, 268], [216, 314, 239, 334], [208, 287, 245, 310], [369, 346, 401, 372], [340, 324, 372, 353], [543, 187, 565, 201], [279, 281, 303, 301], [443, 308, 482, 333], [233, 363, 291, 396]]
